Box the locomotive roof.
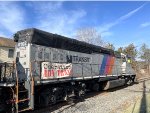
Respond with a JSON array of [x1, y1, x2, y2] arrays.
[[14, 28, 114, 55]]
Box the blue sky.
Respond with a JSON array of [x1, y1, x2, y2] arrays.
[[0, 1, 150, 49]]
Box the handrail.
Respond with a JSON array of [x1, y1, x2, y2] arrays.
[[0, 61, 131, 83], [30, 62, 34, 95], [14, 61, 19, 113], [0, 62, 16, 83]]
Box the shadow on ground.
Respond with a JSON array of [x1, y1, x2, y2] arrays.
[[139, 81, 147, 113], [28, 83, 137, 113]]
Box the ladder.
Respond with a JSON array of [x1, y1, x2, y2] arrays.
[[15, 63, 34, 113]]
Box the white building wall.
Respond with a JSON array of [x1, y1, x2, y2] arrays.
[[0, 46, 15, 63]]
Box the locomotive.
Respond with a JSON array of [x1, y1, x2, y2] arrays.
[[0, 28, 136, 113]]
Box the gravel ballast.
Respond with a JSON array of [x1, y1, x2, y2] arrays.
[[30, 79, 150, 113], [49, 80, 150, 113]]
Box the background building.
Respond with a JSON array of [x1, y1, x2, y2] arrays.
[[0, 37, 16, 63]]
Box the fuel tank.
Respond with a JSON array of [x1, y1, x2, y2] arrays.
[[103, 79, 125, 90]]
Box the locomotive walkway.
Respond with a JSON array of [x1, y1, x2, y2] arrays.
[[29, 76, 150, 113]]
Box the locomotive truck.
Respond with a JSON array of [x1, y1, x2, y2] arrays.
[[0, 28, 136, 113]]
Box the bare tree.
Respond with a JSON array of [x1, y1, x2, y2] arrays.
[[117, 43, 137, 70], [139, 43, 150, 74], [117, 47, 123, 53], [123, 43, 137, 60], [105, 43, 115, 50], [76, 27, 105, 47]]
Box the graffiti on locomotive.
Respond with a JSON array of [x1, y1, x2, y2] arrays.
[[41, 62, 72, 79]]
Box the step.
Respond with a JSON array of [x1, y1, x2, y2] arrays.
[[18, 98, 29, 103], [18, 107, 32, 113], [19, 90, 28, 93]]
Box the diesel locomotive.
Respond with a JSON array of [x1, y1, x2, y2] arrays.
[[0, 28, 136, 113]]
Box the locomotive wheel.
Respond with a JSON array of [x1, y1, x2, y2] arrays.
[[74, 89, 85, 98], [40, 93, 49, 107], [63, 91, 68, 101], [40, 93, 57, 107], [131, 76, 135, 82], [92, 83, 99, 91], [74, 83, 86, 98], [49, 94, 57, 105]]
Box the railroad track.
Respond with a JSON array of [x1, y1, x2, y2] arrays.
[[137, 76, 150, 82], [26, 91, 108, 113], [26, 88, 128, 113], [26, 77, 150, 113]]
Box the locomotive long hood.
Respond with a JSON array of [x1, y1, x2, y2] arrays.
[[14, 28, 114, 55]]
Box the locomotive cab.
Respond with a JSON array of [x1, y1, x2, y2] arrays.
[[121, 53, 135, 76]]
